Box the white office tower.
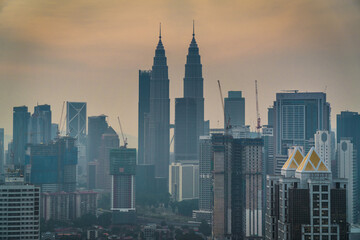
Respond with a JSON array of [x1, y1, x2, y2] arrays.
[[338, 139, 359, 224], [0, 176, 40, 239], [315, 130, 332, 171], [169, 163, 199, 201]]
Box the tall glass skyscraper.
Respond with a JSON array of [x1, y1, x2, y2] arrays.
[[28, 104, 52, 144], [13, 106, 30, 169], [274, 92, 330, 155], [175, 24, 204, 163], [183, 25, 204, 140], [148, 27, 170, 181], [224, 91, 245, 128], [138, 70, 151, 165], [337, 111, 360, 224]]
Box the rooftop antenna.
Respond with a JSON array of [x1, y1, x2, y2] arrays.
[[159, 22, 161, 39]]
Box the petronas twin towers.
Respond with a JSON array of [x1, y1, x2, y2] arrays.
[[139, 24, 204, 190]]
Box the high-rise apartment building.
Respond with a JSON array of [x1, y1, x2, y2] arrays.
[[148, 28, 170, 185], [110, 148, 136, 224], [338, 139, 359, 224], [193, 136, 213, 223], [25, 137, 78, 192], [28, 104, 52, 145], [174, 98, 198, 162], [274, 92, 330, 155], [265, 147, 348, 240], [224, 91, 245, 128], [138, 70, 151, 165], [13, 106, 30, 169], [0, 175, 40, 239], [315, 130, 332, 170], [41, 191, 97, 221]]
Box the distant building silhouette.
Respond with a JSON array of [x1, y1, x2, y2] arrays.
[[28, 104, 52, 145], [13, 106, 30, 169], [174, 98, 198, 162], [148, 27, 170, 188], [224, 91, 245, 128], [97, 126, 119, 191], [138, 70, 151, 165], [87, 115, 108, 163], [66, 102, 87, 145]]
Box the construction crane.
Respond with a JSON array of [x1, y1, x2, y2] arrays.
[[255, 80, 262, 133], [217, 80, 230, 132], [117, 116, 128, 148]]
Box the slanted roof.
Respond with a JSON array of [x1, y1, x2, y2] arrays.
[[282, 147, 304, 170], [296, 147, 330, 173]]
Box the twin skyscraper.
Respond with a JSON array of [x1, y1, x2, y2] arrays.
[[138, 23, 204, 194]]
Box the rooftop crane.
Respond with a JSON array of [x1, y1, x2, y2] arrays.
[[117, 116, 128, 148], [255, 80, 262, 133], [217, 80, 230, 132]]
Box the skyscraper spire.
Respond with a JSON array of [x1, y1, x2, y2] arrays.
[[193, 20, 195, 37], [159, 22, 161, 39]]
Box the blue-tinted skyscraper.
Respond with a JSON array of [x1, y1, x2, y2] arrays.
[[274, 92, 330, 155], [224, 91, 245, 128], [183, 25, 204, 145], [13, 106, 30, 169], [174, 98, 198, 162], [66, 102, 87, 145], [138, 70, 151, 165], [88, 115, 108, 163], [337, 111, 360, 224], [28, 104, 52, 144], [148, 28, 170, 181]]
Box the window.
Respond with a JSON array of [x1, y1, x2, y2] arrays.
[[322, 202, 328, 208], [322, 227, 329, 233], [321, 185, 328, 192], [314, 210, 319, 216], [313, 185, 320, 192], [322, 194, 328, 200]]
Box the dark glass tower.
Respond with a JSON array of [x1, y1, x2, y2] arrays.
[[29, 104, 52, 144], [13, 106, 30, 169], [148, 27, 170, 180], [183, 24, 204, 140], [138, 70, 151, 165]]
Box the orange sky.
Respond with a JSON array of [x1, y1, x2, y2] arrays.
[[1, 0, 360, 147]]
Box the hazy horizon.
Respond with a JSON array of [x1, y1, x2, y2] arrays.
[[1, 0, 360, 148]]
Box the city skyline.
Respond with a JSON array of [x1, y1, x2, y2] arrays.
[[1, 0, 360, 146]]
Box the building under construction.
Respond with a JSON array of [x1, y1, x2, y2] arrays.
[[110, 147, 136, 224], [25, 136, 78, 193], [212, 133, 264, 240]]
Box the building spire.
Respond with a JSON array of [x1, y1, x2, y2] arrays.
[[193, 20, 195, 37], [159, 22, 162, 39]]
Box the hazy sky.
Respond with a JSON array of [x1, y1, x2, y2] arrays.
[[1, 0, 360, 147]]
